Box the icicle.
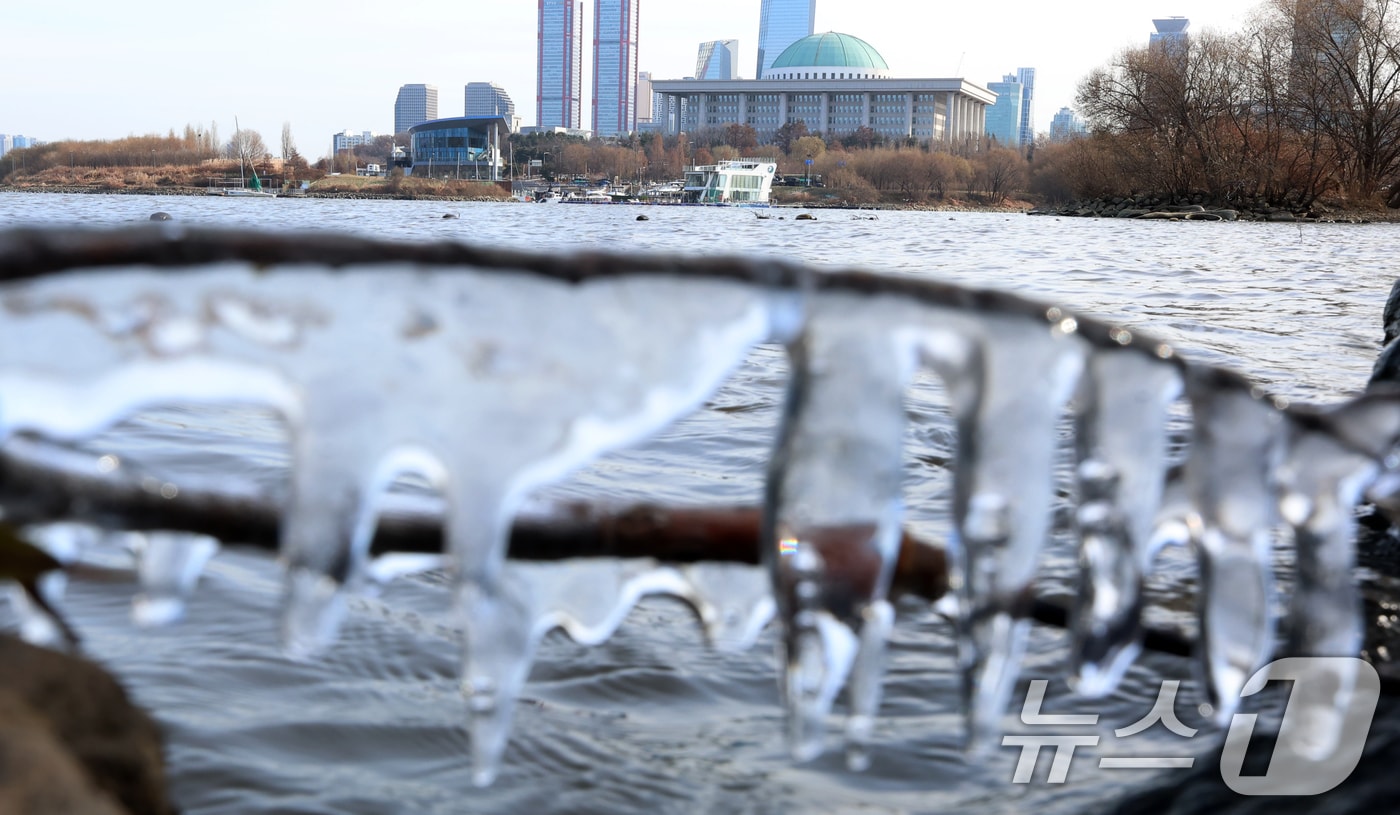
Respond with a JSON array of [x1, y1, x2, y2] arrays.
[[766, 298, 915, 766], [456, 558, 733, 787], [928, 310, 1084, 752], [433, 274, 771, 786], [1274, 393, 1400, 758], [129, 531, 220, 626], [1183, 370, 1282, 724], [677, 563, 774, 652], [1070, 346, 1182, 696]]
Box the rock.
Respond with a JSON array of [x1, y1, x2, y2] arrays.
[[0, 635, 175, 815], [795, 213, 816, 220], [636, 214, 649, 221], [442, 213, 458, 219], [1267, 211, 1297, 222], [148, 212, 171, 222], [0, 691, 126, 815]]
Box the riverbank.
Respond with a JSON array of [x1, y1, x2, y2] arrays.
[[1030, 192, 1400, 224], [4, 180, 1398, 221]]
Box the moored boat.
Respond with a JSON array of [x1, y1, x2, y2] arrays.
[[682, 159, 777, 206]]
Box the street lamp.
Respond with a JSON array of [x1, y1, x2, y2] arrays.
[[805, 153, 813, 186]]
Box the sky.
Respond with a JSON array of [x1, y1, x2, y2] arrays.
[[4, 1, 1261, 158]]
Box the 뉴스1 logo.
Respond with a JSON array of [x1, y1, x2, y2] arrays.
[[1003, 657, 1380, 795]]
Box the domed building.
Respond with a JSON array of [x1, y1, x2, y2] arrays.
[[650, 32, 993, 145], [763, 32, 891, 80]]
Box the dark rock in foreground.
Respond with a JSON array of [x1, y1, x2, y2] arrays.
[[0, 635, 174, 815]]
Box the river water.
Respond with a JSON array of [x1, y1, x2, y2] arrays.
[[1, 191, 1397, 813]]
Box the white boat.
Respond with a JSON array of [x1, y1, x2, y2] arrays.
[[208, 185, 277, 198], [207, 116, 279, 197], [681, 159, 777, 206], [561, 189, 613, 204]]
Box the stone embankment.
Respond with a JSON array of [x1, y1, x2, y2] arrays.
[[1029, 194, 1385, 223]]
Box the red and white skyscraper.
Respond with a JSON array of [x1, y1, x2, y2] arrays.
[[592, 0, 640, 136], [538, 0, 584, 129]]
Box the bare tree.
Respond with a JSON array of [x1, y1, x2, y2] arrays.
[[970, 148, 1027, 202], [225, 127, 269, 167], [1270, 0, 1400, 198], [281, 122, 304, 168]]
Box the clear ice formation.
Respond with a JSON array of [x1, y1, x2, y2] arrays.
[[1, 228, 1398, 785], [1070, 348, 1182, 697]]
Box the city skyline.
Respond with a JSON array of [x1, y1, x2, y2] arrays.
[[5, 1, 1257, 156]]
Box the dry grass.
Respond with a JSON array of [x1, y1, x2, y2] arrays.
[[308, 175, 511, 200]]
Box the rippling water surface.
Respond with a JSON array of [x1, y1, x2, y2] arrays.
[[1, 192, 1397, 813]]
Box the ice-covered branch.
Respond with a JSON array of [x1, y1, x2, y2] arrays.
[[3, 226, 1397, 786]]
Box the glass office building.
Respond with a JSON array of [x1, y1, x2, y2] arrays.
[[593, 0, 640, 136], [986, 75, 1024, 147], [538, 0, 583, 129], [1015, 67, 1035, 147], [408, 116, 510, 179], [696, 40, 739, 80], [756, 0, 815, 79]]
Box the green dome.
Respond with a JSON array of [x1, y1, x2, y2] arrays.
[[770, 32, 889, 71]]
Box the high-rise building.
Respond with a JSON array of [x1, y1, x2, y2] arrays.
[[466, 82, 517, 123], [696, 39, 739, 80], [394, 84, 439, 134], [593, 0, 640, 136], [1289, 0, 1362, 100], [1049, 107, 1086, 142], [636, 71, 654, 125], [1150, 17, 1191, 54], [756, 0, 815, 79], [986, 74, 1024, 147], [1015, 67, 1035, 147], [538, 0, 584, 129]]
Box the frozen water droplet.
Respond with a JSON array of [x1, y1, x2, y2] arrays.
[[1184, 373, 1281, 720], [844, 599, 893, 771], [1069, 351, 1180, 696], [680, 563, 774, 652], [1271, 396, 1395, 754], [936, 315, 1083, 749], [129, 531, 219, 626], [766, 306, 913, 763], [281, 566, 348, 660], [454, 574, 534, 788]]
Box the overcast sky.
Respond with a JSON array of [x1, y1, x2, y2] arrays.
[[4, 1, 1258, 157]]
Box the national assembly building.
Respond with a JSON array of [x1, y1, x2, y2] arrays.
[[650, 32, 994, 145]]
